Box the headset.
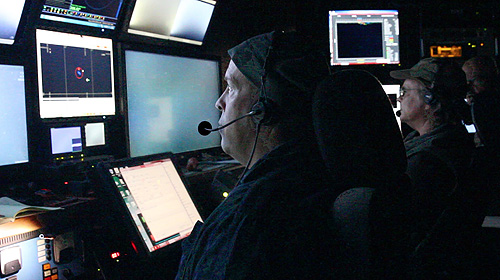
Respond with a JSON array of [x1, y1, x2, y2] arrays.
[[249, 30, 281, 126], [199, 30, 282, 135], [422, 59, 467, 106]]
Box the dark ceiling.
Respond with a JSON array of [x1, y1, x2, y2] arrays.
[[202, 0, 499, 60]]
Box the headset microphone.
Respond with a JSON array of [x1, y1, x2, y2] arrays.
[[197, 108, 263, 136]]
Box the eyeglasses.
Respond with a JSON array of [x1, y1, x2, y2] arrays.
[[399, 88, 426, 98]]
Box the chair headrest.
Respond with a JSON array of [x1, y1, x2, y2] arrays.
[[312, 69, 407, 189]]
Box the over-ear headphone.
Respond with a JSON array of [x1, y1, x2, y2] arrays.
[[423, 89, 435, 105], [249, 30, 331, 126], [422, 59, 466, 106], [250, 31, 280, 126]]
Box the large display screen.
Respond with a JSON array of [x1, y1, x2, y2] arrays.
[[36, 29, 116, 118], [329, 10, 400, 65], [0, 0, 26, 44], [102, 155, 203, 254], [40, 0, 124, 30], [125, 50, 221, 157], [0, 64, 29, 167], [128, 0, 216, 45]]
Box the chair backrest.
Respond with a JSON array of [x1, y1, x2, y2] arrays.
[[312, 69, 410, 279], [333, 187, 374, 279]]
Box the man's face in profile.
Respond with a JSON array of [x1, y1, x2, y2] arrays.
[[215, 60, 259, 165]]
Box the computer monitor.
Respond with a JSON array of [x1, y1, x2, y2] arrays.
[[50, 126, 83, 155], [329, 10, 400, 65], [125, 49, 221, 157], [40, 0, 125, 30], [382, 84, 401, 130], [36, 29, 116, 119], [97, 153, 203, 256], [0, 64, 29, 167], [48, 121, 110, 163], [0, 0, 26, 45], [128, 0, 216, 45]]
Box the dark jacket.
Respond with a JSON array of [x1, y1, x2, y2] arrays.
[[404, 124, 475, 278], [472, 89, 500, 162], [175, 140, 336, 280], [404, 124, 473, 242]]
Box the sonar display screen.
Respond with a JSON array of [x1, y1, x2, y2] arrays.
[[36, 29, 116, 118], [39, 44, 112, 97]]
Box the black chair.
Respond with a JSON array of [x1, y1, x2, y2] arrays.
[[312, 69, 412, 279]]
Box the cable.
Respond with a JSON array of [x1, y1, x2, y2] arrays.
[[233, 122, 262, 188]]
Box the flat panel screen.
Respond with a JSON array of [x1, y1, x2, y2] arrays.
[[85, 122, 105, 146], [36, 29, 116, 118], [330, 10, 400, 65], [0, 0, 26, 44], [40, 0, 125, 30], [128, 0, 216, 45], [126, 50, 221, 157], [0, 65, 28, 166], [104, 156, 203, 254], [50, 126, 83, 154]]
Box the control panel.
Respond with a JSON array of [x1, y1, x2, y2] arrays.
[[0, 230, 84, 280]]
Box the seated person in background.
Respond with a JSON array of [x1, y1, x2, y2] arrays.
[[176, 31, 410, 279], [462, 55, 499, 104], [391, 58, 475, 278], [462, 56, 500, 156]]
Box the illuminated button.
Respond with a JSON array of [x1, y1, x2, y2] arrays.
[[44, 269, 51, 277], [38, 245, 45, 251], [43, 263, 51, 270]]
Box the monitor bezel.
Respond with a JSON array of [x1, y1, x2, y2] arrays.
[[0, 56, 36, 182], [37, 0, 127, 36], [35, 28, 118, 120]]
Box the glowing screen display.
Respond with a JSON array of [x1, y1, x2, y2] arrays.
[[0, 65, 28, 166], [40, 0, 124, 30], [126, 50, 220, 157], [36, 29, 116, 118], [107, 157, 203, 253], [0, 0, 26, 44], [330, 10, 400, 65], [128, 0, 216, 45]]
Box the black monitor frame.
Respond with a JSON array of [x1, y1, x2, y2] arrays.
[[95, 152, 206, 259], [329, 10, 400, 66], [0, 54, 38, 182], [37, 0, 128, 38]]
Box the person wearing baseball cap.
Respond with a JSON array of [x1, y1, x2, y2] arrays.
[[390, 58, 475, 278]]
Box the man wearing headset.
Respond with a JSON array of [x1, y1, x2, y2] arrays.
[[391, 58, 475, 278], [175, 31, 335, 279]]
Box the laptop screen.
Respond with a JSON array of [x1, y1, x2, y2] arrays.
[[104, 155, 202, 254]]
